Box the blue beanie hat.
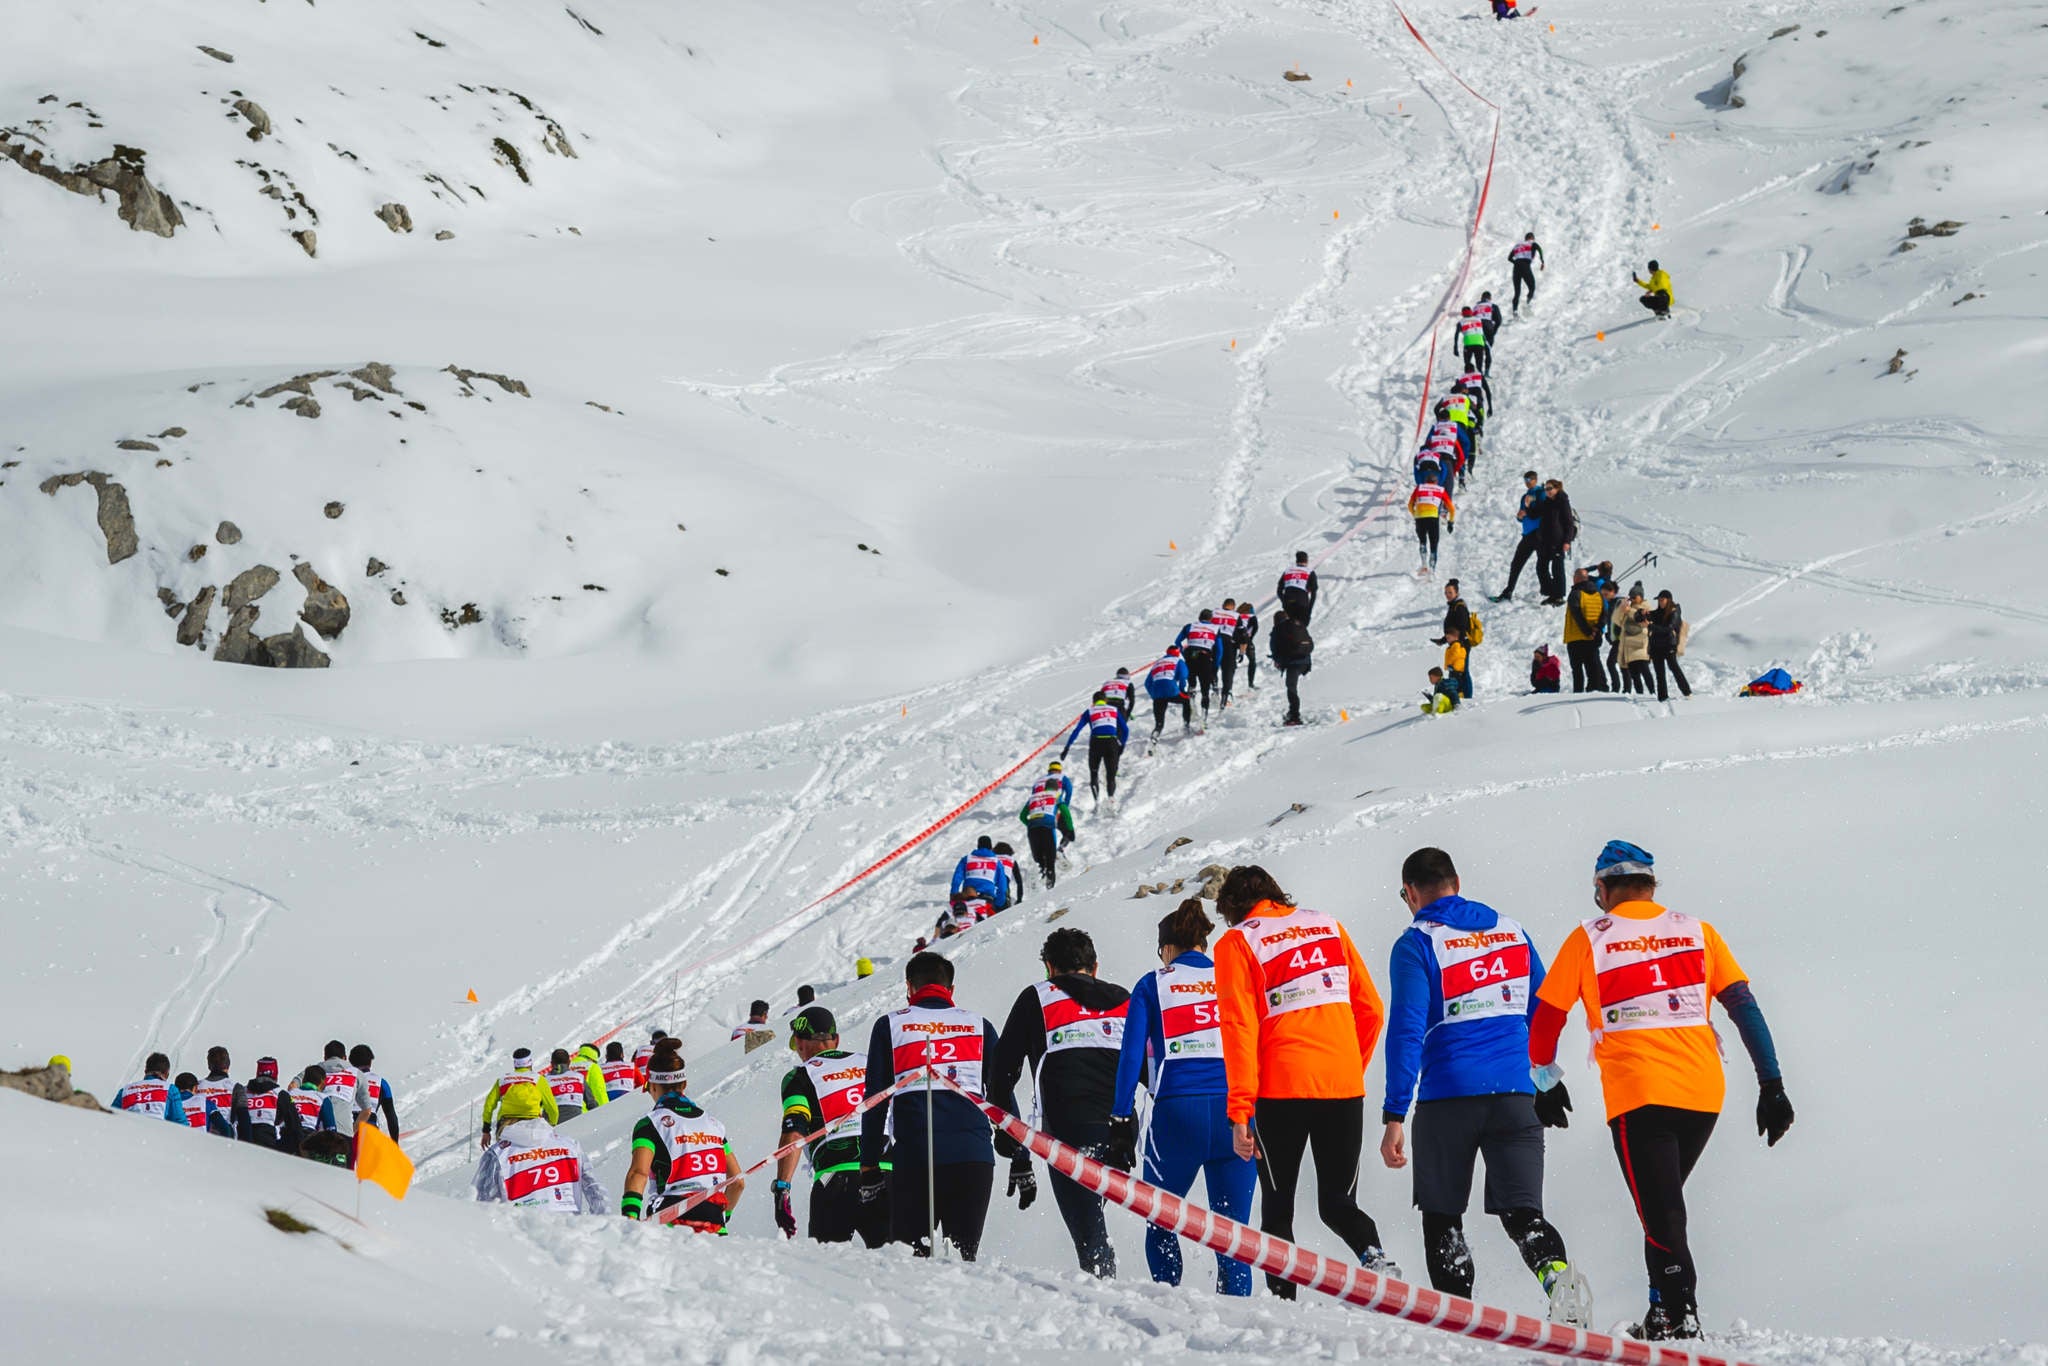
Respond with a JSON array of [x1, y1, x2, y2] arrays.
[[1596, 840, 1655, 878]]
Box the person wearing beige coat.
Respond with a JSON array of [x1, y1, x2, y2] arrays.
[[1617, 593, 1653, 694]]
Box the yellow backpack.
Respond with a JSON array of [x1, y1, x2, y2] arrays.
[[1465, 613, 1484, 647]]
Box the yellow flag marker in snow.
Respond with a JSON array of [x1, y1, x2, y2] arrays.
[[354, 1123, 414, 1202], [1340, 709, 1351, 722], [466, 988, 479, 1003], [1333, 209, 1340, 220]]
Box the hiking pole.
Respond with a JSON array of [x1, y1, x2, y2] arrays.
[[924, 1051, 939, 1260]]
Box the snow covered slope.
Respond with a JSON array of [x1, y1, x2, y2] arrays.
[[3, 0, 2045, 1357]]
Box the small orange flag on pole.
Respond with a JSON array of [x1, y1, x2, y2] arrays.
[[465, 988, 479, 1003], [354, 1123, 415, 1203]]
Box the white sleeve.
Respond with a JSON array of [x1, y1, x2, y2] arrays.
[[573, 1143, 609, 1214], [473, 1149, 502, 1203]]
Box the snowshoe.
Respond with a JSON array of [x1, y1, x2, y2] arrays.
[[1542, 1263, 1594, 1329]]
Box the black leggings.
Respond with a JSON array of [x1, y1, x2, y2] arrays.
[[1512, 262, 1536, 307], [1252, 1097, 1383, 1297], [1652, 655, 1691, 700], [1503, 534, 1539, 595], [1087, 735, 1121, 798], [1185, 651, 1216, 711], [890, 1160, 994, 1261], [1151, 694, 1191, 734], [1624, 660, 1653, 694], [1219, 643, 1239, 702], [1240, 641, 1257, 689], [1423, 1209, 1567, 1298], [1415, 518, 1441, 565], [1610, 1106, 1717, 1311], [1640, 290, 1670, 316], [1045, 1125, 1117, 1277]]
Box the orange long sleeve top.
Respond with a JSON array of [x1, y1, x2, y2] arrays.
[[1215, 900, 1385, 1123]]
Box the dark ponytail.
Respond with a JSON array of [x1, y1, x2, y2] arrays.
[[1158, 898, 1213, 951], [1215, 865, 1294, 926]]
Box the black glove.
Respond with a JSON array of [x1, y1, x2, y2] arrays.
[[993, 1130, 1023, 1162], [1533, 1080, 1573, 1129], [1105, 1115, 1138, 1173], [772, 1180, 797, 1239], [1757, 1079, 1794, 1147], [1007, 1155, 1038, 1211], [858, 1168, 887, 1206]]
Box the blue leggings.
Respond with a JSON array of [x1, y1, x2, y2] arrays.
[[1141, 1093, 1257, 1295]]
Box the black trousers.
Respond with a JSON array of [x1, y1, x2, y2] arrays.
[[1610, 1106, 1717, 1311], [1606, 642, 1624, 691], [1087, 735, 1122, 798], [1652, 654, 1691, 700], [1252, 1096, 1383, 1297], [1280, 591, 1313, 627], [1566, 639, 1605, 692], [1219, 641, 1239, 702], [1639, 290, 1671, 316], [1503, 533, 1539, 595], [1624, 660, 1653, 694], [890, 1160, 994, 1261], [1185, 650, 1217, 712], [1044, 1124, 1117, 1277], [1537, 544, 1565, 600], [811, 1169, 890, 1247], [1512, 262, 1537, 308], [1465, 343, 1490, 375], [1026, 824, 1059, 888], [1240, 639, 1258, 688], [1415, 518, 1440, 566], [1282, 661, 1308, 723], [1151, 694, 1192, 734]]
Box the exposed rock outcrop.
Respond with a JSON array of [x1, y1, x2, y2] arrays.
[[233, 99, 271, 141], [0, 1060, 105, 1112], [293, 562, 350, 639], [0, 137, 183, 237], [213, 604, 265, 663], [445, 365, 530, 397], [349, 362, 398, 393], [38, 471, 137, 563], [177, 585, 215, 647], [197, 45, 235, 63], [292, 229, 318, 258], [223, 564, 280, 611], [261, 625, 330, 668], [374, 202, 413, 233]]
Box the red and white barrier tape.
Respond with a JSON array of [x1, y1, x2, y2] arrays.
[[939, 1073, 1755, 1366]]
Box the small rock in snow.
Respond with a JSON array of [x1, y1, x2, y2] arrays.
[[233, 99, 271, 141], [197, 45, 234, 63], [216, 520, 242, 545], [116, 439, 160, 451], [323, 501, 344, 519]]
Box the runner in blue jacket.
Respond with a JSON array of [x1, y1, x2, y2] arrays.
[[1143, 649, 1192, 737], [951, 835, 1011, 908], [1063, 693, 1131, 801], [1379, 847, 1591, 1324], [1107, 899, 1255, 1295]]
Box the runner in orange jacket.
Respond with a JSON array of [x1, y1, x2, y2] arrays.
[[1214, 865, 1399, 1295], [1528, 840, 1793, 1340]]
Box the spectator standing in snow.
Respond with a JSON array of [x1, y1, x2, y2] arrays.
[[1493, 472, 1546, 602], [1647, 592, 1691, 701], [1270, 612, 1313, 727], [1536, 480, 1574, 605]]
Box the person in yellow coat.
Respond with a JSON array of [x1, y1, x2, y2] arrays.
[[1632, 260, 1673, 319], [481, 1047, 558, 1146]]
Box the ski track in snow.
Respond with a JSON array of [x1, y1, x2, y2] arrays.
[[18, 0, 2048, 1228]]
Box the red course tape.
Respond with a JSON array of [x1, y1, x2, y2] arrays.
[[938, 1072, 1758, 1366]]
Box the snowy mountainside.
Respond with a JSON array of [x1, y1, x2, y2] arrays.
[[4, 0, 2047, 1359]]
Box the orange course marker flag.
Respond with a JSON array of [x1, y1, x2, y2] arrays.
[[1169, 541, 1178, 551], [1033, 34, 1039, 44], [1595, 331, 1607, 341], [1340, 709, 1351, 722], [1651, 222, 1661, 230], [354, 1122, 415, 1201], [466, 988, 479, 1003]]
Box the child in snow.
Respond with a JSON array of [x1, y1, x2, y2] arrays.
[[1530, 644, 1562, 693], [1444, 629, 1472, 700], [1421, 666, 1459, 715]]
